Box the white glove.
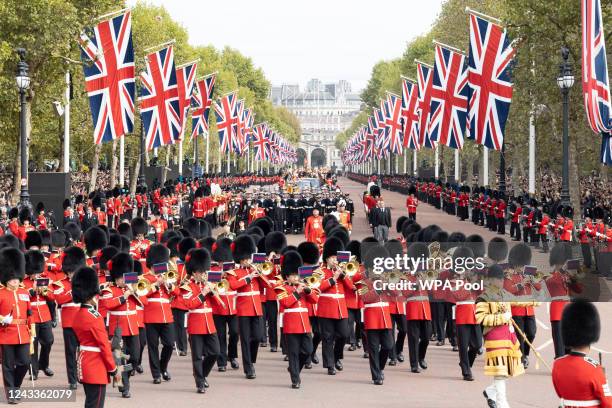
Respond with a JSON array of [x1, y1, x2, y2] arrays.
[[502, 311, 512, 322], [1, 314, 13, 325]]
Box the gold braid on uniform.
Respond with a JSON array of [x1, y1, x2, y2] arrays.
[[475, 302, 524, 378]]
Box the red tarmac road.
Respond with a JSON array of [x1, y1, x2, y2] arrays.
[[22, 176, 612, 408]]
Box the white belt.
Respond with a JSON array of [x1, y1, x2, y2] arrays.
[[223, 291, 237, 296], [136, 306, 143, 311], [188, 308, 213, 314], [109, 310, 137, 316], [80, 346, 101, 352], [236, 291, 260, 297], [406, 296, 428, 302], [456, 301, 475, 305], [560, 399, 600, 407], [62, 303, 80, 308], [283, 307, 308, 313], [364, 302, 389, 308], [31, 301, 47, 307], [319, 293, 344, 299], [551, 296, 570, 301], [148, 298, 170, 303]]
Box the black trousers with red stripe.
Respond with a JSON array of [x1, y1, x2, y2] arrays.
[[1, 344, 29, 396], [83, 383, 106, 408]]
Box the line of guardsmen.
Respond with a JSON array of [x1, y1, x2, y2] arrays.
[[1, 203, 610, 407]]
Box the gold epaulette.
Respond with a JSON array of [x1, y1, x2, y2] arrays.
[[275, 286, 289, 300], [180, 283, 192, 292]]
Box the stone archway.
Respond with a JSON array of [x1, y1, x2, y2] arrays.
[[296, 148, 307, 167], [311, 148, 326, 167]]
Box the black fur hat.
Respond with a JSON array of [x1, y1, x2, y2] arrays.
[[252, 217, 273, 236], [322, 237, 344, 261], [346, 240, 362, 263], [280, 250, 302, 279], [186, 248, 211, 274], [131, 217, 148, 237], [40, 229, 51, 248], [64, 222, 82, 242], [8, 207, 18, 220], [0, 247, 25, 284], [108, 233, 122, 249], [232, 235, 256, 263], [370, 185, 381, 198], [62, 246, 86, 274], [117, 223, 132, 239], [448, 232, 466, 243], [109, 252, 133, 281], [99, 246, 119, 271], [549, 243, 571, 266], [25, 250, 45, 275], [488, 237, 508, 262], [265, 231, 287, 254], [561, 299, 600, 348], [120, 236, 131, 253], [18, 207, 32, 224], [25, 230, 42, 249], [183, 218, 202, 239], [465, 234, 485, 258], [213, 239, 234, 263], [178, 237, 197, 261], [198, 237, 216, 254], [166, 236, 181, 259], [384, 239, 403, 259], [0, 234, 20, 250], [161, 230, 180, 244], [84, 227, 108, 256], [487, 264, 504, 279], [146, 244, 170, 268], [406, 241, 429, 259], [508, 243, 532, 267], [247, 226, 264, 240], [363, 245, 389, 272], [328, 227, 350, 247], [396, 216, 408, 233], [71, 266, 100, 303], [297, 242, 320, 265]]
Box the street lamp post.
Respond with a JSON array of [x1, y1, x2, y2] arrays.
[[557, 46, 574, 207], [16, 48, 31, 209]]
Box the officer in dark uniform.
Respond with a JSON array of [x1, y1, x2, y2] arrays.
[[286, 195, 296, 234], [344, 193, 355, 219], [296, 194, 307, 233], [263, 194, 274, 218], [270, 195, 286, 233]]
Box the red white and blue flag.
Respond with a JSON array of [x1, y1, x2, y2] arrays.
[[234, 99, 246, 154], [252, 123, 270, 161], [175, 61, 197, 141], [365, 117, 376, 161], [467, 13, 515, 151], [79, 11, 135, 145], [191, 73, 216, 139], [416, 62, 437, 149], [139, 45, 181, 150], [428, 44, 468, 149], [213, 92, 238, 154], [401, 77, 420, 150], [385, 92, 404, 155]]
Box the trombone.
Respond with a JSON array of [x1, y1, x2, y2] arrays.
[[134, 278, 152, 297], [248, 261, 275, 285], [339, 259, 360, 278], [303, 268, 325, 289]]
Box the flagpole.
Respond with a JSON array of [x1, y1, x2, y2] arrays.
[[434, 147, 440, 179], [205, 134, 210, 174], [483, 147, 489, 186], [529, 112, 536, 194], [413, 150, 417, 176], [403, 152, 407, 174], [63, 71, 70, 173], [178, 139, 183, 176], [454, 149, 460, 182], [227, 150, 230, 175], [119, 135, 125, 186]]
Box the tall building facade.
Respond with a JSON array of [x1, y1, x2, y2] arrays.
[[270, 79, 362, 169]]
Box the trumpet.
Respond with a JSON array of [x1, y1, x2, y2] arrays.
[[163, 269, 177, 285], [134, 278, 152, 297], [339, 260, 360, 277], [213, 278, 230, 295], [304, 274, 322, 289]]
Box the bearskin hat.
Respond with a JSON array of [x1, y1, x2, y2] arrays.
[[465, 234, 485, 258], [36, 202, 45, 213], [120, 236, 131, 253], [370, 185, 381, 198], [109, 252, 133, 281], [24, 250, 45, 276], [265, 231, 287, 255], [408, 185, 417, 196], [406, 241, 429, 260], [92, 196, 102, 210], [131, 217, 148, 237], [84, 227, 108, 256], [202, 185, 211, 197], [487, 264, 504, 279], [322, 237, 344, 261], [561, 299, 600, 348], [178, 237, 197, 261], [166, 236, 181, 259], [194, 187, 203, 198], [146, 244, 170, 268], [232, 235, 256, 263], [161, 230, 180, 244], [384, 239, 403, 259], [24, 230, 42, 249], [198, 237, 216, 254], [297, 242, 320, 265], [108, 233, 121, 249], [253, 217, 273, 236], [328, 227, 350, 247], [402, 222, 421, 239], [186, 248, 211, 275], [19, 207, 32, 224], [71, 266, 100, 304], [549, 243, 571, 267], [8, 207, 18, 219], [593, 206, 605, 220], [183, 217, 202, 239], [563, 206, 574, 219], [396, 216, 408, 233], [448, 232, 466, 243], [62, 246, 86, 274], [508, 243, 532, 267], [0, 247, 25, 284], [213, 239, 234, 263], [62, 199, 71, 210], [363, 245, 389, 273], [64, 222, 82, 242], [99, 246, 119, 271], [280, 250, 302, 279], [117, 223, 132, 239], [246, 226, 264, 240], [488, 237, 508, 262], [451, 246, 474, 265], [346, 240, 361, 263]]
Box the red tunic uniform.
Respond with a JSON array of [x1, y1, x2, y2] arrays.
[[405, 276, 431, 321], [99, 285, 141, 337], [406, 196, 418, 214], [209, 265, 236, 316], [304, 215, 325, 246], [552, 352, 612, 408], [317, 267, 355, 320], [226, 267, 263, 317], [53, 274, 80, 328], [0, 286, 31, 345], [73, 304, 116, 385], [277, 284, 318, 334], [361, 284, 392, 330], [181, 281, 219, 335], [23, 274, 54, 323], [142, 274, 178, 324]]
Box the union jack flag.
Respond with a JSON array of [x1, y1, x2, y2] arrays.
[[467, 14, 515, 151], [602, 134, 612, 165], [252, 123, 269, 161], [191, 73, 216, 139], [365, 118, 376, 161], [241, 107, 254, 154], [139, 45, 181, 150], [376, 104, 389, 158], [429, 44, 468, 149], [582, 0, 611, 135], [401, 77, 420, 150], [385, 92, 404, 155], [234, 99, 246, 154], [175, 61, 197, 141], [213, 92, 238, 154], [79, 11, 135, 145], [416, 62, 437, 149]]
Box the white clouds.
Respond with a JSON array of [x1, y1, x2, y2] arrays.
[[127, 0, 443, 90]]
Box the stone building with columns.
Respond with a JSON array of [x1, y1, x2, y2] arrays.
[[270, 79, 362, 169]]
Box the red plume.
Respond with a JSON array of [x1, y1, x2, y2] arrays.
[[230, 242, 236, 253], [212, 243, 218, 253], [185, 253, 192, 264], [279, 255, 285, 266], [107, 260, 113, 272]]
